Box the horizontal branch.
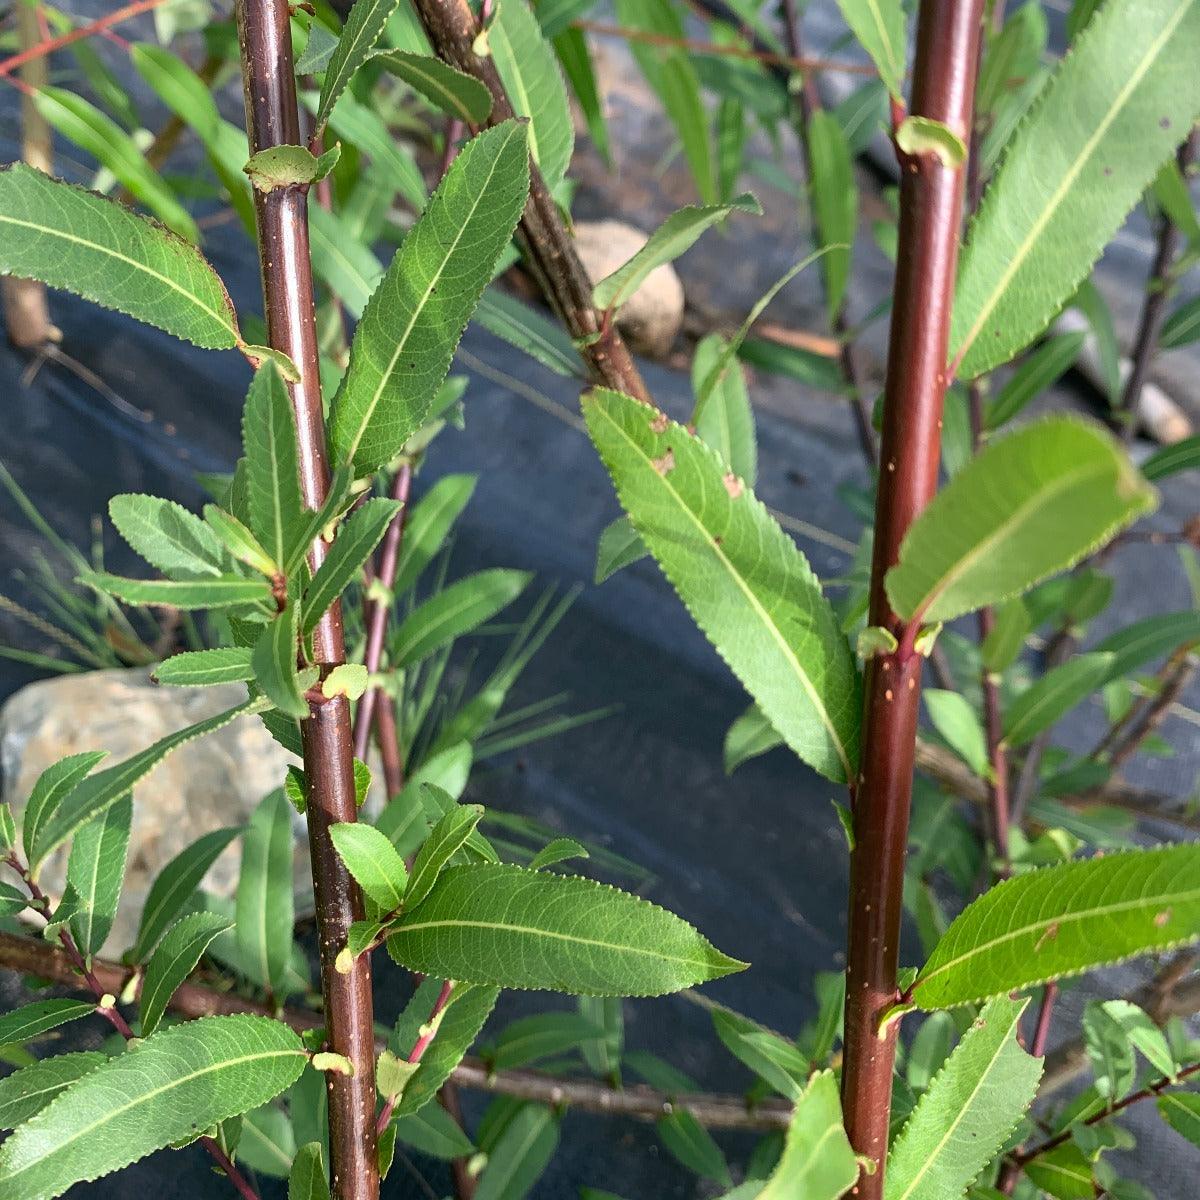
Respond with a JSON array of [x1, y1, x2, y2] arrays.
[[0, 930, 793, 1132]]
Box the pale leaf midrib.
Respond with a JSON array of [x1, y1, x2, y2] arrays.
[[2, 1046, 301, 1181], [890, 1019, 1017, 1200], [0, 212, 233, 338], [917, 881, 1200, 994], [341, 127, 517, 464], [954, 3, 1193, 367], [395, 914, 711, 972], [593, 402, 852, 779]]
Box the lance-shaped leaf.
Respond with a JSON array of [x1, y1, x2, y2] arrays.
[[66, 795, 132, 956], [154, 647, 256, 687], [392, 1104, 475, 1159], [205, 506, 278, 577], [0, 164, 240, 349], [885, 997, 1043, 1200], [659, 1110, 730, 1186], [301, 497, 404, 637], [252, 587, 308, 720], [236, 790, 296, 996], [109, 494, 227, 580], [488, 1012, 603, 1071], [330, 122, 529, 476], [330, 822, 408, 913], [475, 287, 583, 378], [1001, 652, 1114, 747], [391, 569, 532, 669], [140, 911, 232, 1035], [923, 690, 988, 777], [0, 1015, 307, 1200], [724, 704, 783, 774], [594, 515, 648, 584], [807, 109, 856, 318], [404, 800, 484, 911], [912, 844, 1200, 1010], [489, 0, 574, 189], [316, 0, 400, 129], [391, 978, 499, 1117], [0, 1000, 97, 1049], [593, 195, 760, 314], [133, 826, 241, 960], [754, 1069, 857, 1199], [31, 699, 264, 872], [475, 1103, 559, 1200], [0, 1054, 107, 1131], [985, 333, 1085, 429], [1159, 1093, 1200, 1147], [81, 572, 272, 610], [709, 1004, 809, 1101], [950, 0, 1200, 378], [886, 418, 1156, 626], [289, 1142, 331, 1200], [34, 88, 197, 241], [242, 364, 303, 570], [1142, 434, 1200, 482], [372, 50, 492, 124], [1092, 610, 1200, 681], [835, 0, 906, 99], [394, 473, 477, 595], [584, 387, 860, 784], [387, 862, 744, 995], [692, 333, 756, 486], [22, 751, 107, 869]]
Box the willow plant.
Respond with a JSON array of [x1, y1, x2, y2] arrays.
[[1, 1, 1200, 1199]]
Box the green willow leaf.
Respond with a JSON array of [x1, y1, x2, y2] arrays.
[[488, 1013, 602, 1071], [1001, 652, 1114, 747], [950, 0, 1200, 377], [242, 364, 303, 570], [1141, 434, 1200, 482], [0, 1054, 107, 1131], [21, 751, 108, 873], [0, 165, 240, 348], [205, 505, 278, 577], [32, 699, 264, 872], [329, 122, 530, 475], [140, 911, 232, 1035], [885, 997, 1042, 1200], [475, 287, 584, 378], [394, 473, 476, 595], [235, 790, 296, 996], [252, 587, 307, 720], [912, 844, 1200, 1010], [584, 387, 860, 784], [807, 109, 856, 318], [659, 1110, 730, 1186], [109, 494, 227, 580], [391, 568, 532, 669], [1092, 610, 1200, 681], [391, 979, 499, 1117], [710, 1004, 808, 1101], [301, 497, 403, 637], [835, 0, 906, 99], [1160, 296, 1200, 350], [924, 690, 988, 776], [0, 1016, 307, 1200], [154, 647, 256, 687], [985, 332, 1085, 429], [404, 802, 484, 911], [594, 515, 648, 584], [754, 1069, 857, 1199], [330, 822, 408, 913], [692, 333, 757, 486], [0, 1000, 97, 1049], [474, 1103, 559, 1200], [316, 0, 400, 129], [393, 1103, 475, 1159], [372, 50, 492, 124], [723, 704, 783, 774], [386, 862, 745, 996], [289, 1142, 332, 1200], [133, 826, 242, 960], [489, 0, 574, 189], [1024, 1144, 1093, 1199], [1158, 1092, 1200, 1147], [34, 87, 197, 241], [66, 795, 132, 957], [886, 417, 1156, 625], [81, 572, 272, 610], [593, 195, 760, 313], [554, 25, 611, 166]]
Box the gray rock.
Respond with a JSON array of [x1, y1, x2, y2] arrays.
[[573, 219, 685, 357], [0, 668, 307, 954]]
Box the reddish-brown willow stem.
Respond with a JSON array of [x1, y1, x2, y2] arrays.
[[0, 0, 166, 77], [0, 930, 793, 1132], [840, 3, 985, 1193], [353, 465, 412, 765], [234, 3, 378, 1196], [1118, 127, 1200, 443], [410, 0, 648, 402]]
